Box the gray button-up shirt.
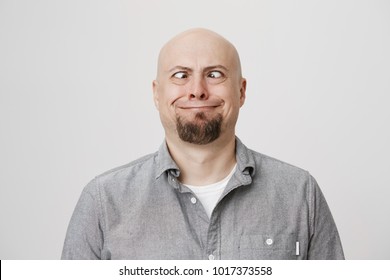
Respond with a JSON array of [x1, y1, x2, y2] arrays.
[[62, 138, 344, 259]]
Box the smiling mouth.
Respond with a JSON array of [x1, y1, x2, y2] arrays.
[[175, 100, 223, 110], [179, 105, 219, 110]]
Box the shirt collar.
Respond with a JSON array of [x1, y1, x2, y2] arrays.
[[155, 136, 256, 179], [235, 137, 256, 177], [155, 141, 180, 179]]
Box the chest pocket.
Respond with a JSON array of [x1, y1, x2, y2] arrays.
[[239, 233, 298, 260]]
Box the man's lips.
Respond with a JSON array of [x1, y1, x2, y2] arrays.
[[179, 105, 218, 110], [175, 101, 223, 109]]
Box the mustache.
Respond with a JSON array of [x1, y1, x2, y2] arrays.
[[174, 100, 223, 109]]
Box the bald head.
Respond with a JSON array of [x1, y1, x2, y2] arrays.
[[156, 28, 242, 80]]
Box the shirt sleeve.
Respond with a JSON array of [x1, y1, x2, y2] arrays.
[[307, 175, 345, 259], [61, 178, 104, 259]]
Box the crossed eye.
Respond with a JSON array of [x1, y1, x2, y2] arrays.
[[172, 70, 224, 79], [207, 71, 223, 78], [172, 71, 188, 79]]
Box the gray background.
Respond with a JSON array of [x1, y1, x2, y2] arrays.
[[1, 0, 389, 259]]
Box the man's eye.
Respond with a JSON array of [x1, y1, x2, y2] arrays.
[[172, 72, 188, 79], [208, 71, 223, 78]]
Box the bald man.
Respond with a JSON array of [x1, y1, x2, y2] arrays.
[[62, 29, 344, 260]]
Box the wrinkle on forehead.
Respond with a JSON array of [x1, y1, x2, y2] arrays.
[[156, 28, 242, 80]]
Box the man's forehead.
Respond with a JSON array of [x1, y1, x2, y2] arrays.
[[157, 28, 241, 76], [162, 50, 233, 70], [161, 41, 234, 67]]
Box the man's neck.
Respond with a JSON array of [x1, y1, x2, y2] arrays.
[[165, 134, 237, 186]]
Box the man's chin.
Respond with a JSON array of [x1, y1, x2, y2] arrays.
[[176, 113, 223, 145]]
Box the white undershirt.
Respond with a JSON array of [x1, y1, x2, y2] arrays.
[[184, 164, 237, 218]]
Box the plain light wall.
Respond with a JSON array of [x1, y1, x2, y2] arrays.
[[0, 0, 389, 259]]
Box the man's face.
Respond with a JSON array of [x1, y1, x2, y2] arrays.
[[153, 30, 246, 145]]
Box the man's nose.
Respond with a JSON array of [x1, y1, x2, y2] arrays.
[[188, 77, 209, 100]]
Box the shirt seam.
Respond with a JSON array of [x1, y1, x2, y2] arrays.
[[95, 176, 107, 258], [307, 173, 314, 237], [218, 213, 222, 259]]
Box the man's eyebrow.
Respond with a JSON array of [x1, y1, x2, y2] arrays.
[[167, 66, 192, 73], [167, 65, 229, 73], [203, 65, 229, 72]]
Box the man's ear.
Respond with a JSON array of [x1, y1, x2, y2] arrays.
[[152, 80, 159, 110], [239, 78, 247, 107]]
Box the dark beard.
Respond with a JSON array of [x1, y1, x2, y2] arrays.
[[176, 112, 222, 145]]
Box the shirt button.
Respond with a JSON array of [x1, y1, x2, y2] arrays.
[[172, 178, 175, 182], [208, 254, 215, 260], [190, 197, 197, 204], [266, 238, 273, 245]]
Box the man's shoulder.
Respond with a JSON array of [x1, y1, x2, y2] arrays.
[[243, 148, 318, 198], [236, 138, 310, 180], [94, 152, 158, 184], [248, 148, 311, 181]]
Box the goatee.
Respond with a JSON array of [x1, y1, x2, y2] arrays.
[[176, 112, 222, 145]]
